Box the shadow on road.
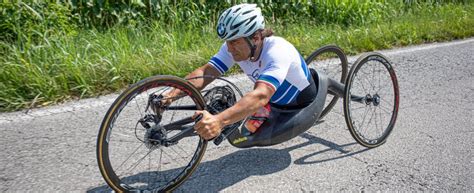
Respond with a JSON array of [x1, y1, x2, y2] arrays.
[[88, 133, 369, 192]]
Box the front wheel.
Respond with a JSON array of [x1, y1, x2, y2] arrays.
[[97, 75, 207, 192], [343, 53, 399, 148]]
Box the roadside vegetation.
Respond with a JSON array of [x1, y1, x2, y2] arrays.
[[1, 0, 473, 111]]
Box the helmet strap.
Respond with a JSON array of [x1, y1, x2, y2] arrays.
[[245, 36, 257, 61]]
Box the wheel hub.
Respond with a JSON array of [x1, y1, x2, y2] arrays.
[[144, 124, 166, 149], [364, 94, 372, 105], [364, 94, 381, 106], [373, 94, 381, 106]]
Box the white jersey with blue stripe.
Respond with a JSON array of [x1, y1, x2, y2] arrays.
[[208, 36, 310, 105]]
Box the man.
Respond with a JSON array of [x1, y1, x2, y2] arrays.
[[161, 4, 317, 140]]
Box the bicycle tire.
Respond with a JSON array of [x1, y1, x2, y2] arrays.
[[343, 53, 399, 148], [97, 75, 207, 192], [305, 45, 348, 119]]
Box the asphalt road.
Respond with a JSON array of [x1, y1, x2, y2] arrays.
[[1, 38, 473, 192]]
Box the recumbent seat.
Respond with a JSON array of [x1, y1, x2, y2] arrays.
[[227, 69, 329, 148]]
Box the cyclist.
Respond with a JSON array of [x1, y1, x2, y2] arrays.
[[160, 4, 317, 140]]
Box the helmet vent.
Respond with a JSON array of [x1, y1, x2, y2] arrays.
[[216, 4, 265, 41], [231, 20, 246, 30], [242, 10, 252, 15], [244, 23, 257, 34]]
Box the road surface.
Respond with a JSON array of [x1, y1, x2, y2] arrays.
[[1, 38, 473, 192]]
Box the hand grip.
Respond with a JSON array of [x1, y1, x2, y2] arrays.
[[194, 113, 203, 123], [213, 134, 224, 146], [194, 113, 225, 146]]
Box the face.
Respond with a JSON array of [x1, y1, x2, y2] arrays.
[[226, 37, 251, 62]]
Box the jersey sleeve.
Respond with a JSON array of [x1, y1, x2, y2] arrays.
[[208, 43, 235, 75], [256, 46, 292, 92]]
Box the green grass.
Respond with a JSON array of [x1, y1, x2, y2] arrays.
[[1, 2, 473, 111], [278, 3, 474, 55]]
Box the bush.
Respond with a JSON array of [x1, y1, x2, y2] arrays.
[[0, 2, 77, 44]]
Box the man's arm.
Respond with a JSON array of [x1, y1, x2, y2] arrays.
[[162, 63, 221, 102], [184, 63, 222, 90], [194, 82, 275, 140], [217, 82, 274, 126]]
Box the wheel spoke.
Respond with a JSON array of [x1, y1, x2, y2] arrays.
[[372, 61, 376, 92], [157, 149, 165, 183], [380, 97, 394, 108], [373, 106, 379, 139], [377, 106, 385, 136], [98, 78, 210, 191], [359, 66, 377, 92], [148, 150, 152, 186], [109, 132, 140, 143], [169, 100, 179, 123], [176, 144, 192, 157], [363, 106, 376, 140], [356, 104, 371, 133], [135, 98, 144, 119], [162, 149, 188, 167], [375, 79, 392, 94], [351, 105, 368, 111], [378, 65, 381, 92], [115, 143, 145, 172], [119, 149, 155, 178], [355, 74, 370, 94], [378, 104, 394, 115], [169, 146, 192, 164], [345, 53, 398, 147]]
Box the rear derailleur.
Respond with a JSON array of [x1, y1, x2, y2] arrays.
[[137, 94, 175, 148]]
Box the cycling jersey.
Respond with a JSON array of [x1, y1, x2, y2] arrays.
[[208, 36, 311, 105]]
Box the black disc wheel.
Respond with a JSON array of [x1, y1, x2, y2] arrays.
[[305, 45, 348, 119], [343, 53, 399, 148], [97, 75, 207, 192]]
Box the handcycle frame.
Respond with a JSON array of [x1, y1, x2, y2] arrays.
[[149, 55, 387, 150], [96, 45, 400, 192], [156, 69, 358, 149]]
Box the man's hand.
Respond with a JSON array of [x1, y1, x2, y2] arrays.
[[193, 110, 224, 140], [150, 89, 182, 114], [160, 92, 176, 107]]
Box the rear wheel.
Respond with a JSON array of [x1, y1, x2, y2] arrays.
[[97, 75, 207, 192], [343, 53, 399, 148], [306, 45, 348, 119]]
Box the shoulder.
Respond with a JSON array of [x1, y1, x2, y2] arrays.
[[261, 36, 295, 63], [264, 36, 293, 48], [264, 36, 296, 55]]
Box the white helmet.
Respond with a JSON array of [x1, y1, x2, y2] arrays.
[[216, 4, 265, 41]]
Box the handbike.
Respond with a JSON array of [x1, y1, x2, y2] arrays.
[[96, 45, 399, 192]]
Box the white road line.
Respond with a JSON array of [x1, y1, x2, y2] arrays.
[[380, 37, 474, 56]]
